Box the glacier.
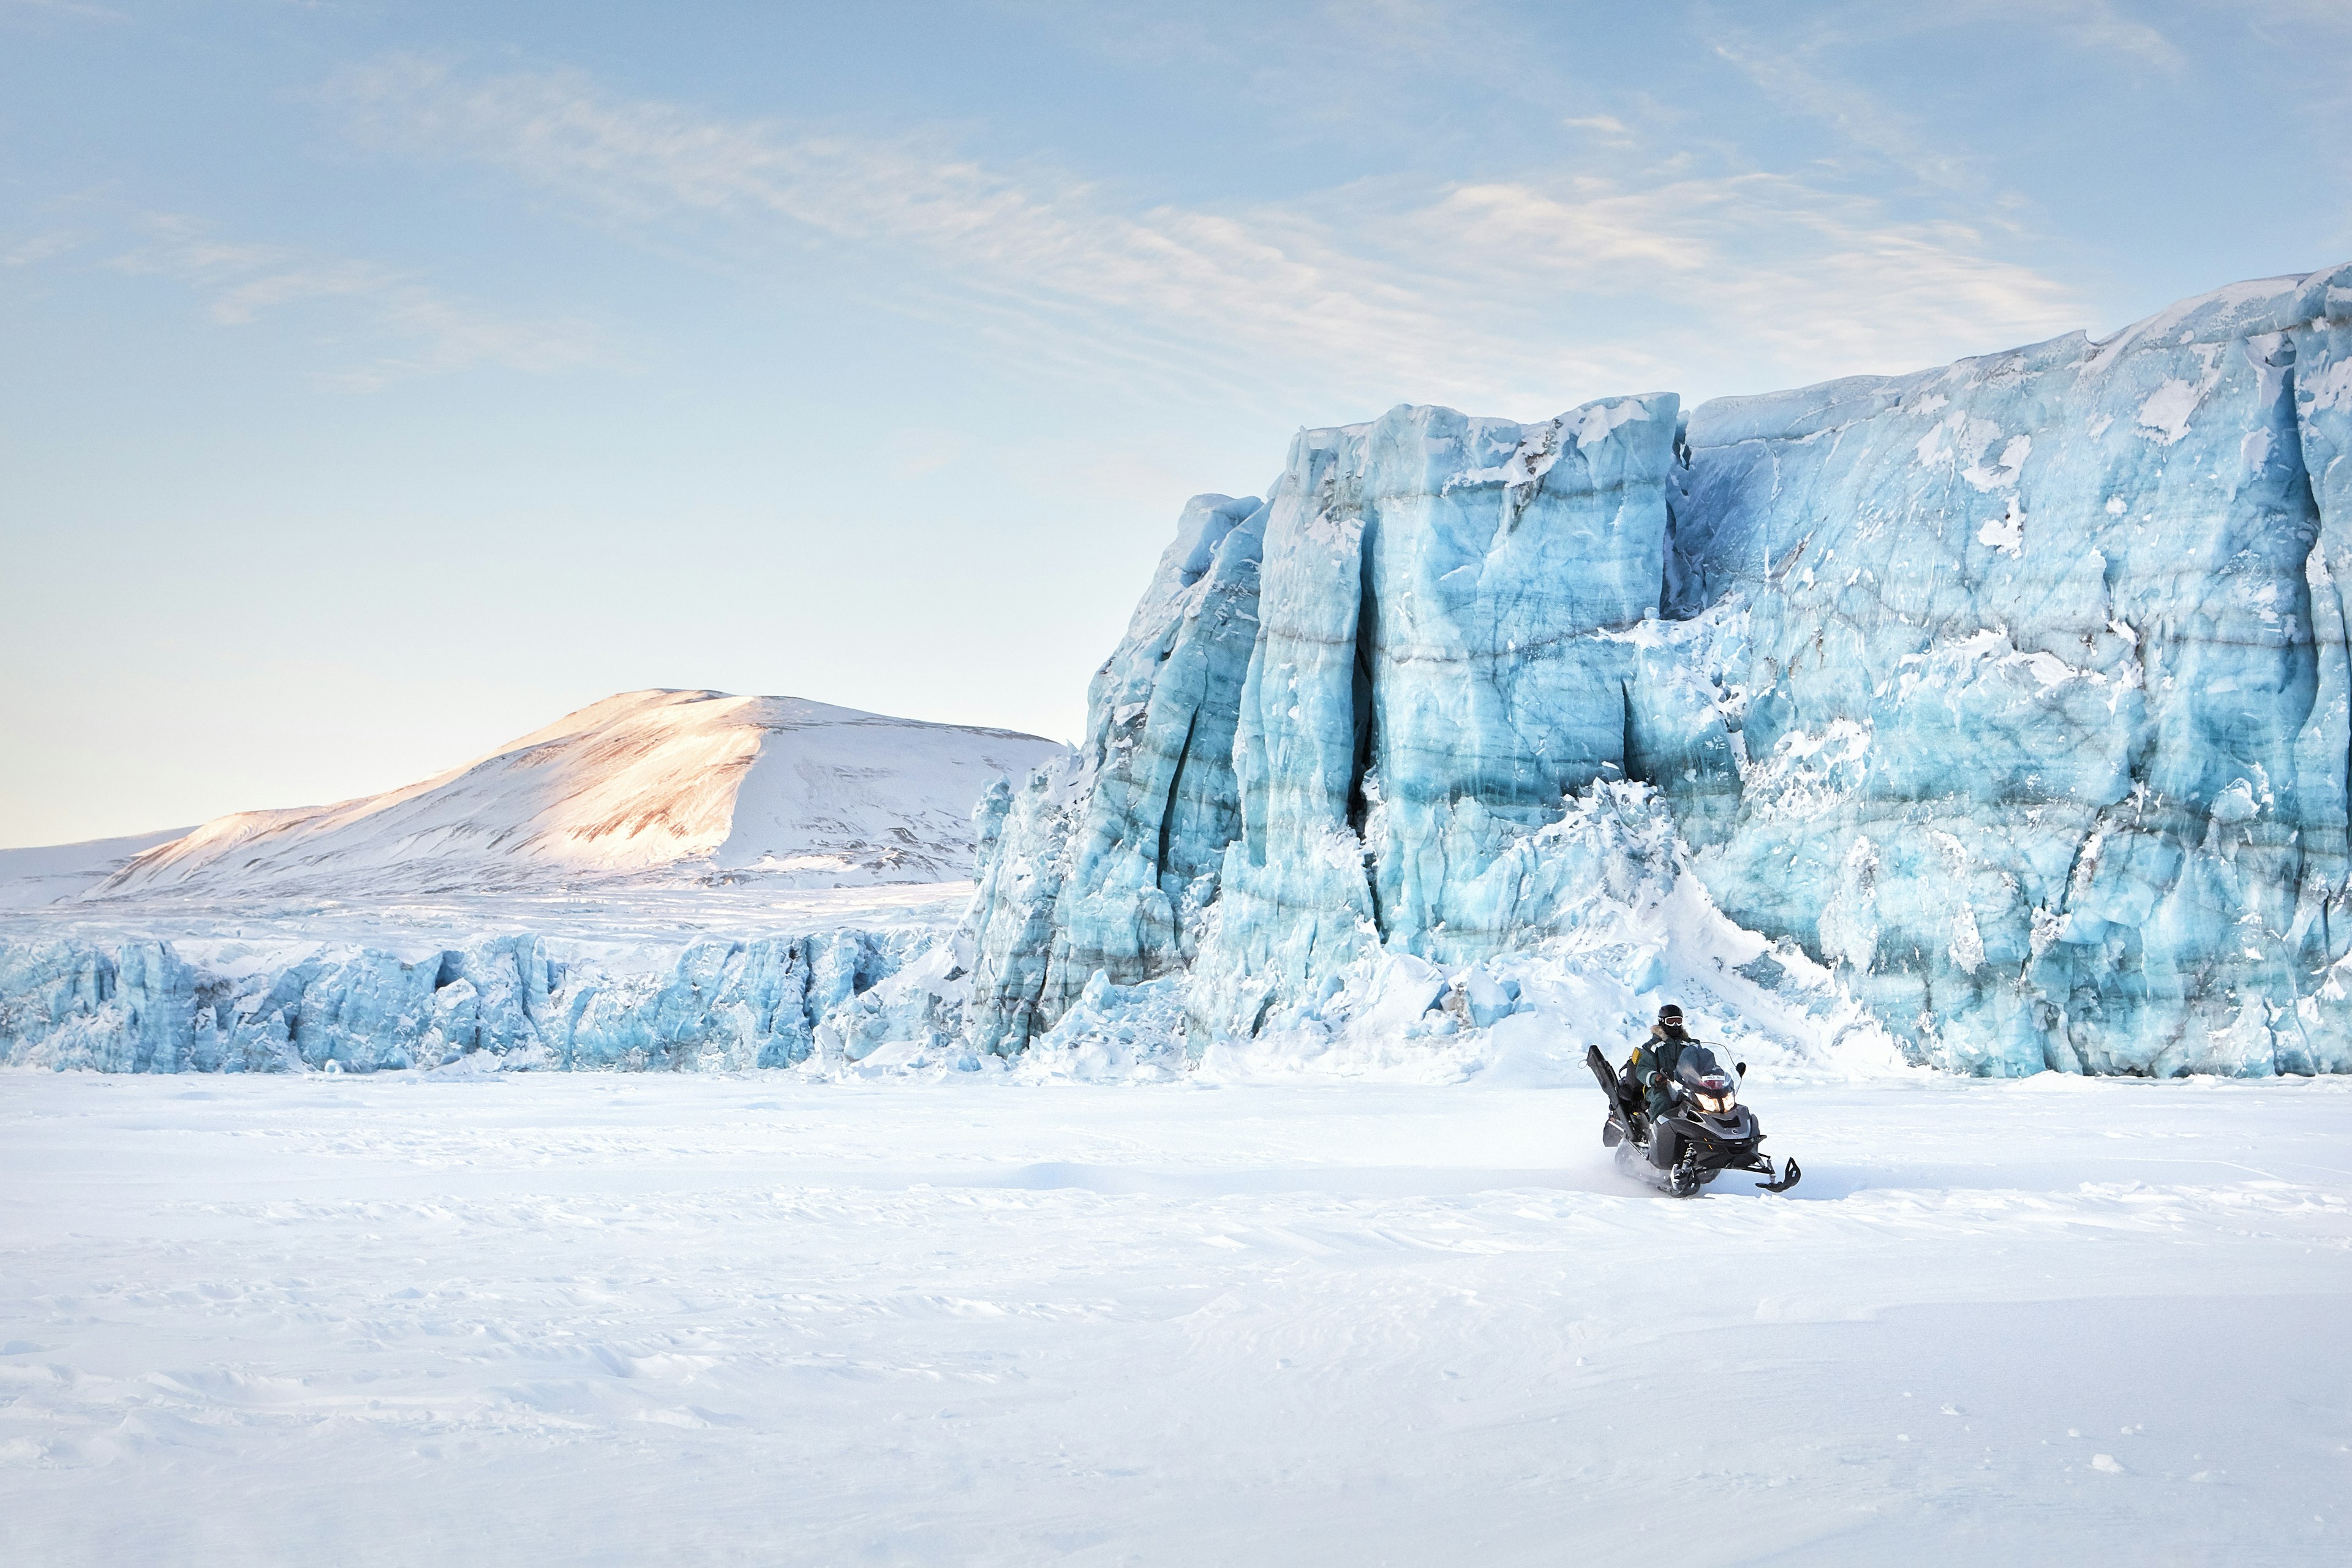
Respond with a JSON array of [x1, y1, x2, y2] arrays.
[[12, 262, 2352, 1078], [0, 688, 1058, 1077], [0, 927, 939, 1075], [964, 262, 2352, 1077]]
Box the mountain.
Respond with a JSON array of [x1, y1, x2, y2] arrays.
[[84, 689, 1068, 902], [0, 827, 198, 911]]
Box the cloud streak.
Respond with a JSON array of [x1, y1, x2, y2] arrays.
[[109, 217, 606, 390], [0, 0, 129, 23], [1706, 0, 2185, 201], [329, 54, 2090, 414]]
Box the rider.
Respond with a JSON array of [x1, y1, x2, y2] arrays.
[[1622, 1003, 1695, 1166]]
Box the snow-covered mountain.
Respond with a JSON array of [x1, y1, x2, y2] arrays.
[[84, 689, 1066, 902], [0, 827, 197, 911]]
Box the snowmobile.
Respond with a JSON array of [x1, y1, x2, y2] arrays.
[[1585, 1041, 1801, 1197]]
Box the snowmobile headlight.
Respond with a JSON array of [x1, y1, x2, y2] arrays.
[[1696, 1090, 1736, 1114]]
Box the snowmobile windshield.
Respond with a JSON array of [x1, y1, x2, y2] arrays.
[[1674, 1047, 1740, 1113]]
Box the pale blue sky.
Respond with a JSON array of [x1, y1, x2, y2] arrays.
[[6, 0, 2349, 845]]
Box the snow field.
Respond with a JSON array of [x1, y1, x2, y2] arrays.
[[2, 1072, 2347, 1566]]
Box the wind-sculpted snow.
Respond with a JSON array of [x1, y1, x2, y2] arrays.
[[967, 262, 2352, 1077], [0, 828, 195, 910]]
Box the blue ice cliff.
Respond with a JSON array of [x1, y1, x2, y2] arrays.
[[964, 263, 2352, 1076], [10, 262, 2351, 1077], [0, 930, 924, 1074]]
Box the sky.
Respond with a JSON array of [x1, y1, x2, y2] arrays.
[[5, 0, 2351, 848]]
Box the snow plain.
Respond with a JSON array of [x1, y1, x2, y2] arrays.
[[4, 1071, 2345, 1566]]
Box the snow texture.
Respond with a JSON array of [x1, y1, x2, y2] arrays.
[[0, 828, 194, 910], [1, 1071, 2346, 1564]]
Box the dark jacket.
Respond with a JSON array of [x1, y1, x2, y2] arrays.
[[1624, 1023, 1694, 1116]]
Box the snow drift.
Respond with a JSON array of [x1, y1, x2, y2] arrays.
[[0, 827, 194, 910]]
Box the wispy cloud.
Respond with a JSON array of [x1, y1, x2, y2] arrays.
[[1707, 0, 2184, 199], [327, 54, 2088, 412], [0, 0, 129, 23], [1421, 177, 2081, 386], [3, 229, 88, 266], [1708, 30, 1985, 195], [2005, 0, 2184, 69], [1562, 115, 1637, 146], [109, 216, 606, 390]]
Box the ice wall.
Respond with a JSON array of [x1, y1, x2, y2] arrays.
[[1667, 265, 2352, 1074], [1188, 397, 1688, 1039], [0, 929, 918, 1074], [961, 494, 1265, 1054], [973, 262, 2352, 1076], [14, 262, 2350, 1079]]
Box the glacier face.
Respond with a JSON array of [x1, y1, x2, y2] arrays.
[[970, 263, 2352, 1076], [13, 263, 2351, 1079], [1664, 268, 2352, 1075], [0, 928, 921, 1075], [1191, 396, 1688, 1039]]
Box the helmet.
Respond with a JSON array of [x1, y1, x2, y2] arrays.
[[1656, 1003, 1683, 1025]]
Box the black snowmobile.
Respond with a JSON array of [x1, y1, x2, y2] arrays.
[[1586, 1041, 1801, 1197]]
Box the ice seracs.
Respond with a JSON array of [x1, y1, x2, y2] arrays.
[[0, 690, 1063, 1075], [1667, 263, 2352, 1076], [969, 261, 2352, 1077]]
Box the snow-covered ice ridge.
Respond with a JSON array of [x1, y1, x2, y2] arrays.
[[963, 262, 2352, 1077]]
